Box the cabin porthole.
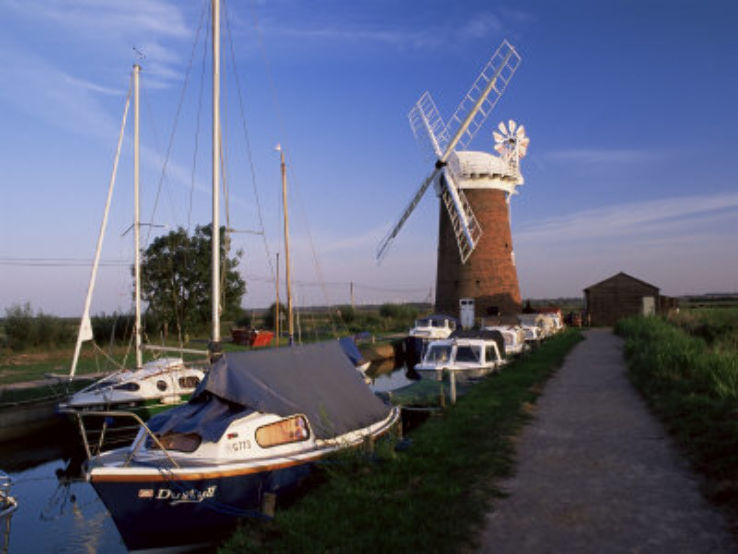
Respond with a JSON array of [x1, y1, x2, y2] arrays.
[[156, 380, 168, 392]]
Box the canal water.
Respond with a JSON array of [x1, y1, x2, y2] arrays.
[[2, 363, 415, 553]]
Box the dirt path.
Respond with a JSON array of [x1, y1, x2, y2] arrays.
[[478, 328, 736, 553]]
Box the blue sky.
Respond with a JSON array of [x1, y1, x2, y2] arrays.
[[1, 0, 737, 317]]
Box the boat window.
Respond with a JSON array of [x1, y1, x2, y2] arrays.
[[455, 346, 480, 363], [156, 380, 168, 392], [113, 382, 140, 391], [503, 334, 513, 346], [147, 432, 201, 453], [485, 346, 498, 361], [255, 415, 310, 448], [178, 376, 200, 389], [424, 345, 452, 363]]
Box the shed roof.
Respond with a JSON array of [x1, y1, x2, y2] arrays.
[[583, 272, 659, 293]]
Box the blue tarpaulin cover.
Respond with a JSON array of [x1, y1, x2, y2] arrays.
[[148, 341, 391, 441]]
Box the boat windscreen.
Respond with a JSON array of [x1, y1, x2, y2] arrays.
[[424, 345, 452, 363], [455, 346, 480, 363]]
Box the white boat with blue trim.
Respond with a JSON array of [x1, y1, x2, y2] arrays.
[[84, 341, 399, 551]]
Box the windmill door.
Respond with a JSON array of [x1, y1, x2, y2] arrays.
[[460, 298, 475, 329]]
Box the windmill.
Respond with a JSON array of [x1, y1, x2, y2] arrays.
[[377, 40, 530, 319]]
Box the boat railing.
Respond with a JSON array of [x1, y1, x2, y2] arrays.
[[0, 471, 17, 520], [61, 409, 181, 470]]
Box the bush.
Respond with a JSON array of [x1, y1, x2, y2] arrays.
[[336, 305, 356, 324], [263, 302, 285, 330], [616, 316, 738, 512], [4, 302, 73, 351]]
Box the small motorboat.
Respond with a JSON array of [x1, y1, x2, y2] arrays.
[[408, 314, 459, 340], [483, 325, 528, 356], [83, 341, 399, 551], [405, 314, 460, 366], [414, 334, 504, 381], [59, 358, 206, 417]]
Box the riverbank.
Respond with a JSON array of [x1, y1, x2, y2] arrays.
[[219, 329, 583, 553]]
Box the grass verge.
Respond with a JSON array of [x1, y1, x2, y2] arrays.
[[616, 316, 738, 516], [219, 329, 583, 553]]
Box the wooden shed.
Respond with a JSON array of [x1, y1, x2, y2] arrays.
[[583, 272, 672, 326]]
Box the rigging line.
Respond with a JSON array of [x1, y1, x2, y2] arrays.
[[243, 5, 342, 328], [287, 164, 347, 336], [143, 0, 208, 247], [241, 5, 341, 335], [223, 0, 275, 284], [187, 15, 210, 234]]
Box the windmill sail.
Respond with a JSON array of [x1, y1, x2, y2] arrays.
[[376, 39, 521, 264], [439, 168, 482, 263], [408, 91, 449, 158], [376, 169, 440, 262], [443, 40, 521, 153]]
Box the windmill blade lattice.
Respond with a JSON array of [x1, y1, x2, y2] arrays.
[[408, 91, 449, 159], [443, 40, 521, 153]]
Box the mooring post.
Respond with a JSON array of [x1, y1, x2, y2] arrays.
[[363, 435, 375, 454], [450, 370, 457, 405], [261, 492, 277, 518]]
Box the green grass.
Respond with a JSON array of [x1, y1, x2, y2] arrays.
[[616, 316, 738, 515], [219, 329, 583, 553]]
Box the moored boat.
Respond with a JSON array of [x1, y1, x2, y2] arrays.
[[405, 314, 460, 366], [482, 325, 528, 356], [59, 358, 204, 417], [414, 332, 504, 381], [84, 341, 399, 551]]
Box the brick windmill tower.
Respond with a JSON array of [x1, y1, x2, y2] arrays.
[[377, 40, 529, 321]]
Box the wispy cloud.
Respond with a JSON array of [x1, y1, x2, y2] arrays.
[[545, 148, 664, 164], [258, 10, 511, 50], [4, 0, 191, 91], [5, 0, 190, 39], [516, 191, 738, 244]]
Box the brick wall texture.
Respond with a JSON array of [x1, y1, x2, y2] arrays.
[[435, 188, 522, 318]]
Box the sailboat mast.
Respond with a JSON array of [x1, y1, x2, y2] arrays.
[[275, 252, 280, 345], [211, 0, 221, 349], [133, 63, 143, 368], [280, 149, 294, 345]]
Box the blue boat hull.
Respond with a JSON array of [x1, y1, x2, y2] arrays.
[[92, 462, 312, 551]]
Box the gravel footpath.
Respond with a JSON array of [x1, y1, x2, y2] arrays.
[[477, 328, 736, 553]]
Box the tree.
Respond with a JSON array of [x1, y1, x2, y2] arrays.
[[140, 225, 245, 337], [263, 302, 286, 330]]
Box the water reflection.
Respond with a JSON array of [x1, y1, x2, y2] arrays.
[[366, 360, 417, 393], [6, 458, 125, 553]]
